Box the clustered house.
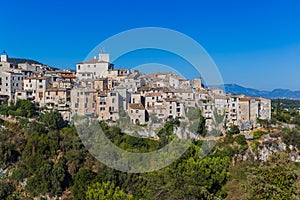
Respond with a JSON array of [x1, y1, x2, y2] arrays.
[[0, 51, 271, 131]]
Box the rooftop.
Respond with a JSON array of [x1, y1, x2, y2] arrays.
[[129, 103, 145, 110]]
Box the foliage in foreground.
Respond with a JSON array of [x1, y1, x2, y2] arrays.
[[1, 100, 300, 199]]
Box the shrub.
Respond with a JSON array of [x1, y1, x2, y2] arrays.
[[253, 130, 267, 140], [234, 135, 247, 146]]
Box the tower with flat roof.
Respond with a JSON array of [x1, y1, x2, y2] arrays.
[[0, 51, 8, 62]]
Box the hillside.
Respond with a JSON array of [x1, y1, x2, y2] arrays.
[[1, 100, 300, 199], [7, 58, 44, 65]]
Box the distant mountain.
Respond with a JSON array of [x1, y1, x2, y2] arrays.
[[224, 84, 300, 100]]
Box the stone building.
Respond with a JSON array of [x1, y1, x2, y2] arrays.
[[96, 91, 120, 121], [76, 54, 114, 80], [128, 103, 146, 125]]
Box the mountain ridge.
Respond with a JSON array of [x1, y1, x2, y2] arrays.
[[223, 84, 300, 100]]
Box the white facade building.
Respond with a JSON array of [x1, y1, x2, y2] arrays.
[[76, 54, 114, 80]]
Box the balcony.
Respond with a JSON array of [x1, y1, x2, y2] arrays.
[[58, 106, 70, 111]]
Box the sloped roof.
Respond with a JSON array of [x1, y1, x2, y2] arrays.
[[129, 103, 145, 110]]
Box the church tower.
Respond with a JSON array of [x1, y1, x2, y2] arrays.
[[0, 51, 8, 62]]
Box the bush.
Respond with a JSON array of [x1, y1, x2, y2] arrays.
[[41, 110, 66, 130], [282, 130, 300, 149], [253, 130, 268, 140], [0, 181, 15, 199], [228, 125, 240, 135], [234, 135, 247, 146]]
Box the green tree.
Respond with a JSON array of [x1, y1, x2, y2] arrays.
[[26, 162, 68, 197], [14, 99, 36, 117], [41, 110, 66, 130], [143, 145, 230, 200], [197, 110, 207, 137], [71, 168, 97, 200], [0, 143, 19, 168], [86, 181, 133, 200], [244, 153, 299, 199], [0, 181, 15, 199], [276, 99, 281, 115], [187, 109, 207, 137]]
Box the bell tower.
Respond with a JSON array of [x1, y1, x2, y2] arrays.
[[0, 51, 8, 62]]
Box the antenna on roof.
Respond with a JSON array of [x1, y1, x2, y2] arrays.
[[100, 48, 105, 53]]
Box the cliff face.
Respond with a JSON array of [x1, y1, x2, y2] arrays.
[[233, 133, 300, 163]]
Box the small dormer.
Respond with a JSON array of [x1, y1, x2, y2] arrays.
[[1, 51, 8, 62]]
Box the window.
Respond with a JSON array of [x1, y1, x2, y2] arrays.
[[78, 65, 80, 70], [56, 91, 58, 96], [39, 85, 43, 89], [112, 98, 115, 103], [39, 79, 42, 83], [75, 103, 79, 108]]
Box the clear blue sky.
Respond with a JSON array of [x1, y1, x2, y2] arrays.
[[1, 0, 300, 91]]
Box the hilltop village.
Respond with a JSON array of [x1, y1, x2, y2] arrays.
[[0, 51, 271, 132]]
